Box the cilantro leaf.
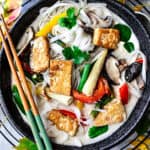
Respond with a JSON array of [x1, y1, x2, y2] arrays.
[[62, 47, 74, 59], [72, 46, 90, 64], [62, 46, 90, 64], [67, 7, 76, 19], [59, 7, 77, 29], [14, 138, 38, 150]]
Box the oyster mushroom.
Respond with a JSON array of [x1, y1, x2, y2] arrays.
[[17, 27, 34, 56], [118, 59, 128, 72], [99, 16, 113, 28], [87, 11, 113, 28], [136, 76, 145, 90], [105, 56, 120, 85], [125, 62, 142, 82]]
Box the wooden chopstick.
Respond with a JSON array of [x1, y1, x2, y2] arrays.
[[0, 14, 53, 150]]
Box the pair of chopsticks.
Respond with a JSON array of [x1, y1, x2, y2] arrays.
[[0, 14, 53, 150]]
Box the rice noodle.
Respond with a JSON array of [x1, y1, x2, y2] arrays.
[[16, 0, 147, 147]]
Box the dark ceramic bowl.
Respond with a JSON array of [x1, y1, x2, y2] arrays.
[[0, 0, 150, 149]]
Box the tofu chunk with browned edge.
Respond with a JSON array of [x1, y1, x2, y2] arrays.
[[94, 99, 126, 127], [93, 28, 120, 49], [48, 109, 78, 136], [30, 36, 50, 73], [50, 60, 72, 96]]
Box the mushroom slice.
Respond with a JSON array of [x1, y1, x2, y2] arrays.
[[105, 56, 120, 85], [118, 59, 128, 72], [17, 27, 34, 56], [98, 16, 113, 28], [136, 76, 145, 90], [87, 11, 113, 28]]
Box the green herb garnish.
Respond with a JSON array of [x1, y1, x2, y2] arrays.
[[114, 24, 131, 42], [88, 126, 108, 138], [124, 42, 135, 53], [15, 138, 38, 150], [32, 74, 44, 83], [96, 95, 113, 109], [77, 64, 92, 92], [24, 72, 43, 85], [90, 110, 99, 118], [59, 7, 77, 29], [12, 85, 25, 114], [63, 46, 90, 64]]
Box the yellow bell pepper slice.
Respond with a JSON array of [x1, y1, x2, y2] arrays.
[[36, 11, 67, 37], [74, 100, 84, 110]]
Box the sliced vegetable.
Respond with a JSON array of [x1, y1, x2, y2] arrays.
[[45, 88, 73, 105], [88, 126, 108, 138], [82, 49, 108, 96], [105, 56, 120, 85], [22, 62, 34, 74], [73, 77, 110, 103], [90, 110, 99, 118], [114, 24, 131, 42], [63, 46, 90, 64], [12, 85, 25, 114], [136, 58, 143, 64], [125, 62, 142, 82], [24, 72, 43, 85], [77, 64, 92, 92], [59, 109, 77, 119], [95, 95, 114, 109], [59, 7, 77, 29], [74, 100, 84, 110], [32, 74, 44, 83], [124, 42, 135, 53], [119, 83, 129, 105], [36, 11, 67, 37], [15, 137, 38, 150]]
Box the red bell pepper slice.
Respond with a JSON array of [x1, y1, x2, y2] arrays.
[[59, 109, 77, 120], [21, 62, 34, 74], [135, 58, 143, 64], [119, 83, 129, 105], [80, 117, 88, 126], [73, 77, 110, 103]]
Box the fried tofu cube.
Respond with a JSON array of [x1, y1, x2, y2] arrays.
[[93, 28, 120, 49], [94, 99, 126, 127], [30, 36, 50, 73], [50, 60, 72, 96], [48, 109, 78, 136]]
